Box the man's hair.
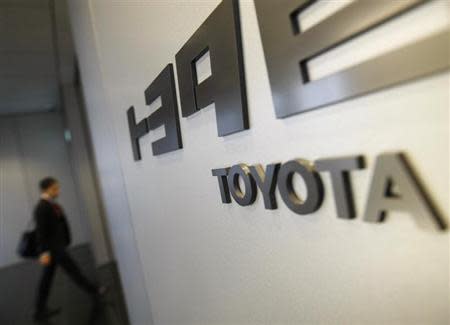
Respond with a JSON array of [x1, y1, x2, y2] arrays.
[[39, 177, 58, 191]]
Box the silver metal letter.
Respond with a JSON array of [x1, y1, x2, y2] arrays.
[[363, 153, 447, 231], [316, 156, 365, 219], [278, 159, 324, 215], [249, 163, 281, 210], [254, 0, 449, 118]]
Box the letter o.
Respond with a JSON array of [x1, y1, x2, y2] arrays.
[[278, 159, 324, 214], [227, 164, 257, 206]]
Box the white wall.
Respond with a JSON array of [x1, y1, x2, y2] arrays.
[[61, 84, 113, 266], [52, 0, 113, 266], [0, 112, 89, 267], [68, 1, 450, 324], [67, 1, 153, 324]]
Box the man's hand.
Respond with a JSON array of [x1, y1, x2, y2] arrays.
[[38, 252, 51, 266]]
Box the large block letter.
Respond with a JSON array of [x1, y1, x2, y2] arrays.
[[175, 0, 248, 136], [249, 163, 281, 210], [212, 167, 231, 203], [254, 0, 449, 118], [227, 164, 257, 206], [145, 64, 183, 156], [278, 159, 324, 215], [127, 106, 149, 161], [127, 64, 183, 161], [316, 156, 365, 220], [363, 153, 447, 231]]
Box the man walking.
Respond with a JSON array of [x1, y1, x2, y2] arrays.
[[33, 177, 105, 322]]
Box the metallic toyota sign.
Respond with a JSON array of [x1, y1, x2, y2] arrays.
[[212, 153, 447, 231], [125, 0, 449, 231]]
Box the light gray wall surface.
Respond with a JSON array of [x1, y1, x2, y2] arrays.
[[68, 1, 449, 325], [67, 1, 153, 324], [53, 0, 112, 267], [61, 84, 113, 266], [0, 112, 89, 267]]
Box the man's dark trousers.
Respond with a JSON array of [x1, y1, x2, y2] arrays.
[[36, 249, 97, 312]]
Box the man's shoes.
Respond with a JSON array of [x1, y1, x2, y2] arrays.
[[33, 307, 61, 322]]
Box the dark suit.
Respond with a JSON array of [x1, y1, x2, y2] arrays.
[[35, 199, 72, 252], [34, 199, 97, 313]]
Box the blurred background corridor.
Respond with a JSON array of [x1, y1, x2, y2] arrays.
[[0, 1, 130, 324]]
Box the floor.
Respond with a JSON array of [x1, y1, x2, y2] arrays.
[[0, 244, 129, 325]]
